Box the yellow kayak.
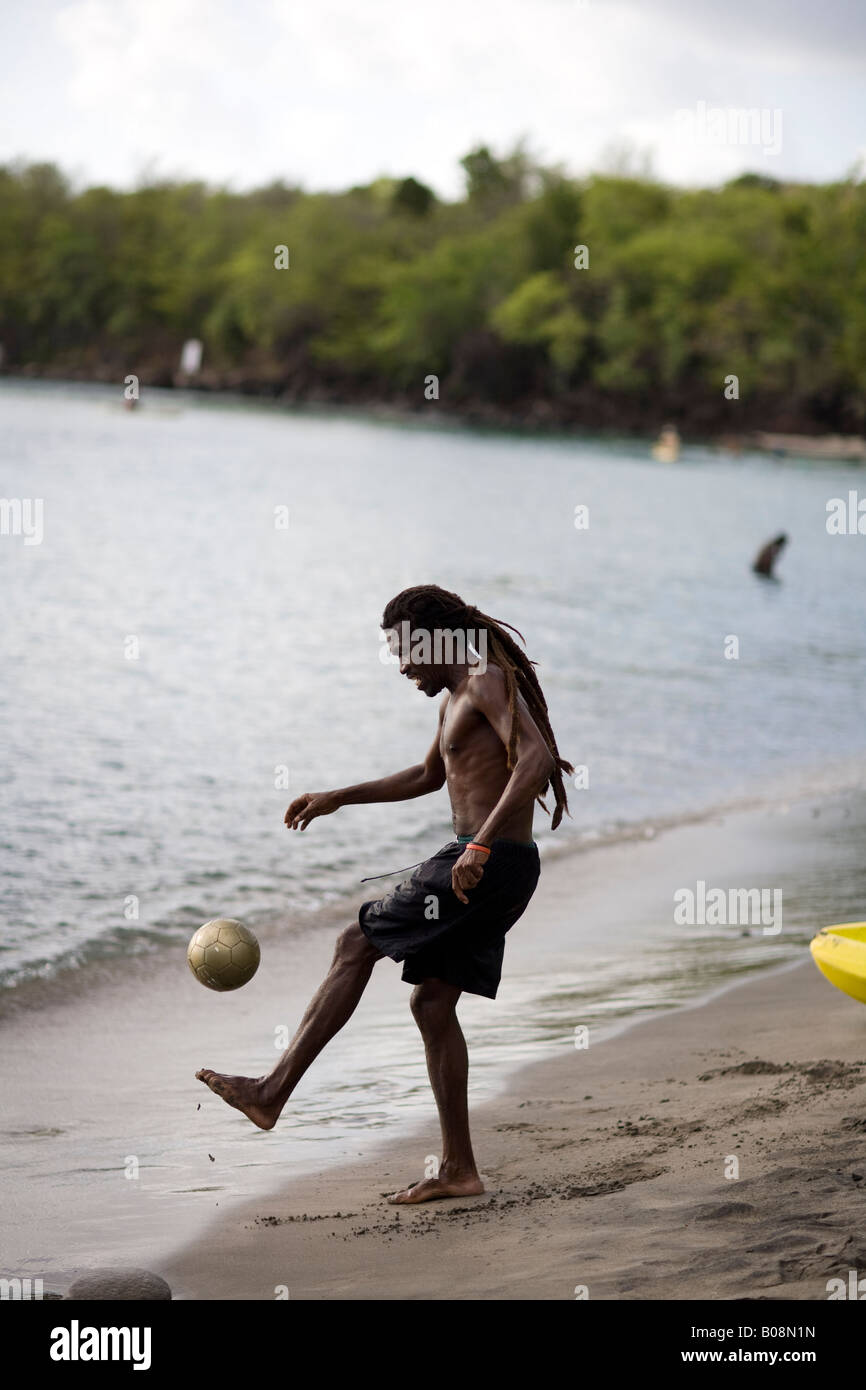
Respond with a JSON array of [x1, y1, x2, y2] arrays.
[[809, 922, 866, 1004]]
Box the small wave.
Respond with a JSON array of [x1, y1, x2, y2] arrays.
[[3, 759, 863, 1005]]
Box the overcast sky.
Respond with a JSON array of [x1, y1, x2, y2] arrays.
[[1, 0, 864, 195]]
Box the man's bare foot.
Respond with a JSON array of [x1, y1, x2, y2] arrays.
[[195, 1069, 281, 1131], [387, 1172, 485, 1204]]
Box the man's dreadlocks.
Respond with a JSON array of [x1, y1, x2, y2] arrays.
[[382, 584, 573, 830]]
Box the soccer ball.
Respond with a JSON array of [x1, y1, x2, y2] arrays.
[[187, 919, 260, 992]]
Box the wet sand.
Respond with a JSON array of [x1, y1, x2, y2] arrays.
[[4, 788, 865, 1299], [162, 956, 866, 1301]]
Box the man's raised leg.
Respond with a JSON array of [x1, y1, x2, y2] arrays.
[[388, 977, 485, 1203], [196, 921, 383, 1129]]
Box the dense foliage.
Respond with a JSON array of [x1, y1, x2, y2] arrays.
[[2, 150, 865, 432]]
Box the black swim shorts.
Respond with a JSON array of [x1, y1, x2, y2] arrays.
[[359, 837, 540, 999]]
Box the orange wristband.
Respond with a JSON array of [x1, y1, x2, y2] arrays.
[[467, 842, 491, 856]]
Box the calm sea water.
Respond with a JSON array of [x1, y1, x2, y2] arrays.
[[1, 380, 865, 990]]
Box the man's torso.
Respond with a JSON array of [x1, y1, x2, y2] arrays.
[[439, 680, 534, 841]]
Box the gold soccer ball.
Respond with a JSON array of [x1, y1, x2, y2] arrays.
[[187, 919, 261, 992]]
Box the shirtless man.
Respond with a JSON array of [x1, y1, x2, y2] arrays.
[[196, 584, 572, 1204]]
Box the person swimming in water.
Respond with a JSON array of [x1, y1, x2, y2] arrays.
[[752, 533, 788, 578]]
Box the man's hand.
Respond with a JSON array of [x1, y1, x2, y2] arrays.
[[451, 847, 488, 904], [285, 790, 342, 830]]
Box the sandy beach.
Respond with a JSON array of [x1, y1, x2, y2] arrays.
[[4, 786, 865, 1302], [160, 956, 866, 1302]]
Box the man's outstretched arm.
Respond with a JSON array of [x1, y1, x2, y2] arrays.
[[285, 697, 447, 830]]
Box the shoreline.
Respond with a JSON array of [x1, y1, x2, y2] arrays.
[[3, 373, 865, 460], [4, 758, 864, 1012], [161, 954, 866, 1301], [4, 784, 865, 1298]]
